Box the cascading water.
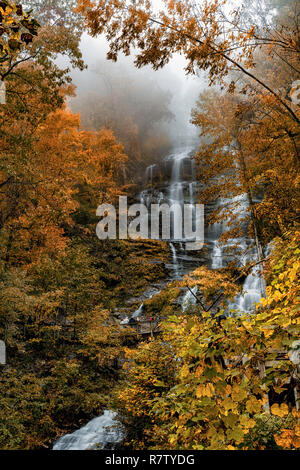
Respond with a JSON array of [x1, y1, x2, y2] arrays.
[[211, 243, 223, 269], [182, 286, 198, 312], [141, 145, 202, 281], [53, 411, 123, 451], [53, 144, 265, 450], [146, 164, 156, 187], [169, 242, 180, 278], [132, 303, 144, 318], [208, 194, 264, 312]]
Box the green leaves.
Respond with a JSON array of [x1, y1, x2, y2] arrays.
[[115, 230, 299, 450]]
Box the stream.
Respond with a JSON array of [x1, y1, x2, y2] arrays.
[[53, 144, 265, 450]]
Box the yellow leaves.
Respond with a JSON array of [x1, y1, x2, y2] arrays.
[[226, 426, 244, 444], [195, 365, 204, 378], [0, 5, 13, 18], [206, 426, 225, 449], [221, 397, 239, 414], [246, 397, 263, 414], [124, 347, 135, 359], [239, 414, 256, 431], [271, 403, 289, 418], [231, 384, 247, 403], [180, 364, 190, 379], [196, 382, 215, 398]]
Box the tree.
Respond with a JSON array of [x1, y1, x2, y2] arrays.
[[0, 1, 40, 79], [114, 231, 300, 450], [72, 60, 174, 174], [77, 0, 300, 125], [0, 0, 85, 114], [26, 0, 85, 69]]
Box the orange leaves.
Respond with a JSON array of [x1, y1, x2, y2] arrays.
[[275, 427, 300, 449], [0, 97, 129, 269], [245, 25, 256, 40], [245, 397, 264, 414], [271, 403, 289, 418], [196, 383, 215, 398], [80, 127, 128, 193], [239, 414, 256, 431], [182, 265, 240, 311]]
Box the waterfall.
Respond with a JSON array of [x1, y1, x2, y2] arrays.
[[209, 195, 264, 312], [53, 411, 123, 451], [167, 148, 197, 275], [189, 182, 195, 203], [235, 268, 263, 312], [54, 143, 264, 450], [182, 286, 198, 312], [168, 150, 186, 205], [140, 145, 200, 281], [132, 303, 144, 318], [170, 242, 180, 278], [146, 164, 156, 186]]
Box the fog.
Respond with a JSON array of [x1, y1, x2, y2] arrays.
[[65, 30, 208, 150]]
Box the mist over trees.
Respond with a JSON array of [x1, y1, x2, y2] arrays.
[[71, 60, 174, 175], [69, 50, 202, 177]]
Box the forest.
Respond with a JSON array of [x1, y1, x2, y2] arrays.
[[0, 0, 299, 452]]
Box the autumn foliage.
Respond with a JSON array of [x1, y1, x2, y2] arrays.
[[0, 0, 299, 451]]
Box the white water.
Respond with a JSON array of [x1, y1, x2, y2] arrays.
[[211, 242, 223, 269], [182, 286, 198, 312], [146, 164, 156, 187], [209, 195, 264, 312], [142, 146, 198, 280], [132, 303, 144, 318], [53, 145, 265, 450], [169, 242, 180, 278], [53, 411, 123, 450]]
